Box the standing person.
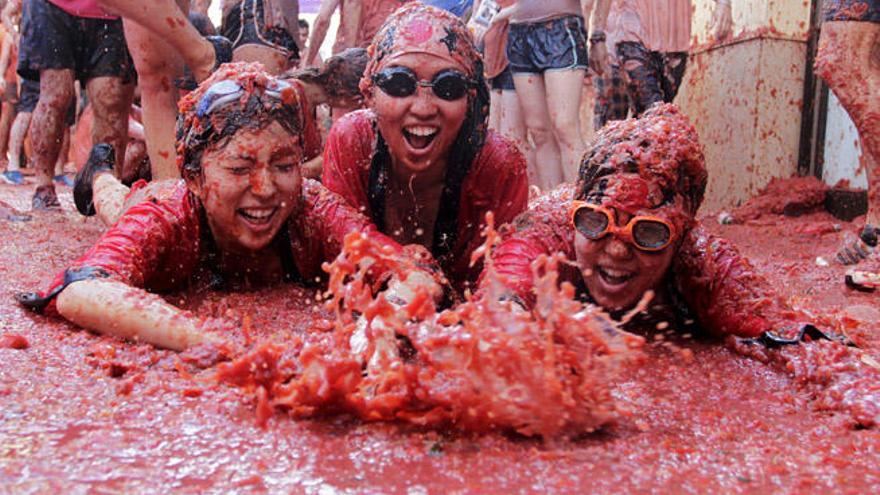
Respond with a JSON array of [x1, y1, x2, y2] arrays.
[[98, 0, 232, 181], [590, 0, 732, 117], [504, 0, 597, 189], [816, 2, 880, 290], [18, 0, 135, 210], [481, 0, 534, 184], [298, 18, 322, 67], [302, 0, 412, 67], [322, 4, 529, 293], [0, 15, 19, 183], [221, 0, 302, 73]]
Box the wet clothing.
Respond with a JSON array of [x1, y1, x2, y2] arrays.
[[510, 0, 582, 23], [507, 15, 588, 73], [18, 0, 136, 84], [483, 185, 803, 338], [593, 64, 630, 129], [29, 179, 411, 312], [617, 42, 687, 116], [823, 0, 880, 22], [490, 66, 515, 91], [322, 109, 529, 291], [222, 0, 299, 62], [614, 0, 692, 54], [483, 0, 514, 81]]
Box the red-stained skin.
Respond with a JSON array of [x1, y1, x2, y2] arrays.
[[368, 53, 469, 177], [187, 121, 302, 255]]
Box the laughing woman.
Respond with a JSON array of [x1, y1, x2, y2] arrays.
[[16, 64, 440, 351], [482, 104, 841, 344], [322, 4, 529, 294]]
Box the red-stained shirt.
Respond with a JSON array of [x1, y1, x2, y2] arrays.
[[484, 185, 803, 338], [39, 179, 407, 306], [322, 109, 529, 292]]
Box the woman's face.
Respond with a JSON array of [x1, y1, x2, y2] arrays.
[[187, 121, 302, 253], [574, 206, 677, 312], [369, 53, 469, 175]]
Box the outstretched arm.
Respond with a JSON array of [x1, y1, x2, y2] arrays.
[[56, 279, 216, 351], [304, 0, 340, 66]]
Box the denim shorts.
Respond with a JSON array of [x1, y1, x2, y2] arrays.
[[507, 15, 588, 74], [822, 0, 880, 22]]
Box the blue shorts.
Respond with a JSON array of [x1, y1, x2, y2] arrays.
[[507, 15, 588, 74], [823, 0, 880, 22]]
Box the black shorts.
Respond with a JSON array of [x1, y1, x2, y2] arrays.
[[17, 78, 76, 126], [507, 15, 588, 74], [17, 0, 136, 84], [222, 0, 300, 63], [823, 0, 880, 22], [593, 64, 629, 130], [490, 66, 515, 91]]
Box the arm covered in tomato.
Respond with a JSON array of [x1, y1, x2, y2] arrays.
[[16, 184, 212, 350], [478, 185, 580, 309], [673, 224, 804, 338]]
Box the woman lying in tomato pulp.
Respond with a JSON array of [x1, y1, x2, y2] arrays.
[[322, 3, 529, 294], [16, 63, 440, 351], [483, 104, 843, 344]]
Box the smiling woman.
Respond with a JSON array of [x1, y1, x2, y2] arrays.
[[480, 104, 842, 344], [322, 4, 529, 294], [14, 63, 442, 351]]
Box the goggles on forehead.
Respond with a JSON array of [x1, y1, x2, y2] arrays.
[[195, 78, 295, 118], [569, 201, 675, 252], [372, 66, 475, 101]]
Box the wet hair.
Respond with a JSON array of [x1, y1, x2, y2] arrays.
[[361, 4, 491, 259], [176, 62, 304, 177], [298, 18, 309, 30], [188, 11, 217, 36], [576, 104, 707, 217], [287, 48, 369, 101]]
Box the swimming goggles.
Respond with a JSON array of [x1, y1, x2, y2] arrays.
[[372, 66, 475, 101], [569, 201, 675, 252], [195, 78, 295, 118]]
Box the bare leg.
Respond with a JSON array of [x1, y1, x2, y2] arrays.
[[31, 69, 75, 202], [816, 22, 880, 267], [489, 89, 502, 130], [55, 127, 71, 176], [97, 0, 214, 82], [499, 89, 536, 185], [0, 101, 15, 162], [544, 69, 586, 184], [85, 76, 135, 181], [123, 18, 185, 179], [8, 111, 32, 172], [513, 73, 562, 189]]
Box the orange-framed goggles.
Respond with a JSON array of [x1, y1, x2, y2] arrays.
[[569, 201, 676, 252]]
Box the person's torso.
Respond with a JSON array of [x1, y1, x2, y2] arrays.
[[616, 0, 692, 53], [510, 0, 582, 24]]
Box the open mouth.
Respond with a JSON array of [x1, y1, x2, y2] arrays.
[[403, 126, 438, 150], [237, 207, 278, 226], [598, 266, 635, 286]]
